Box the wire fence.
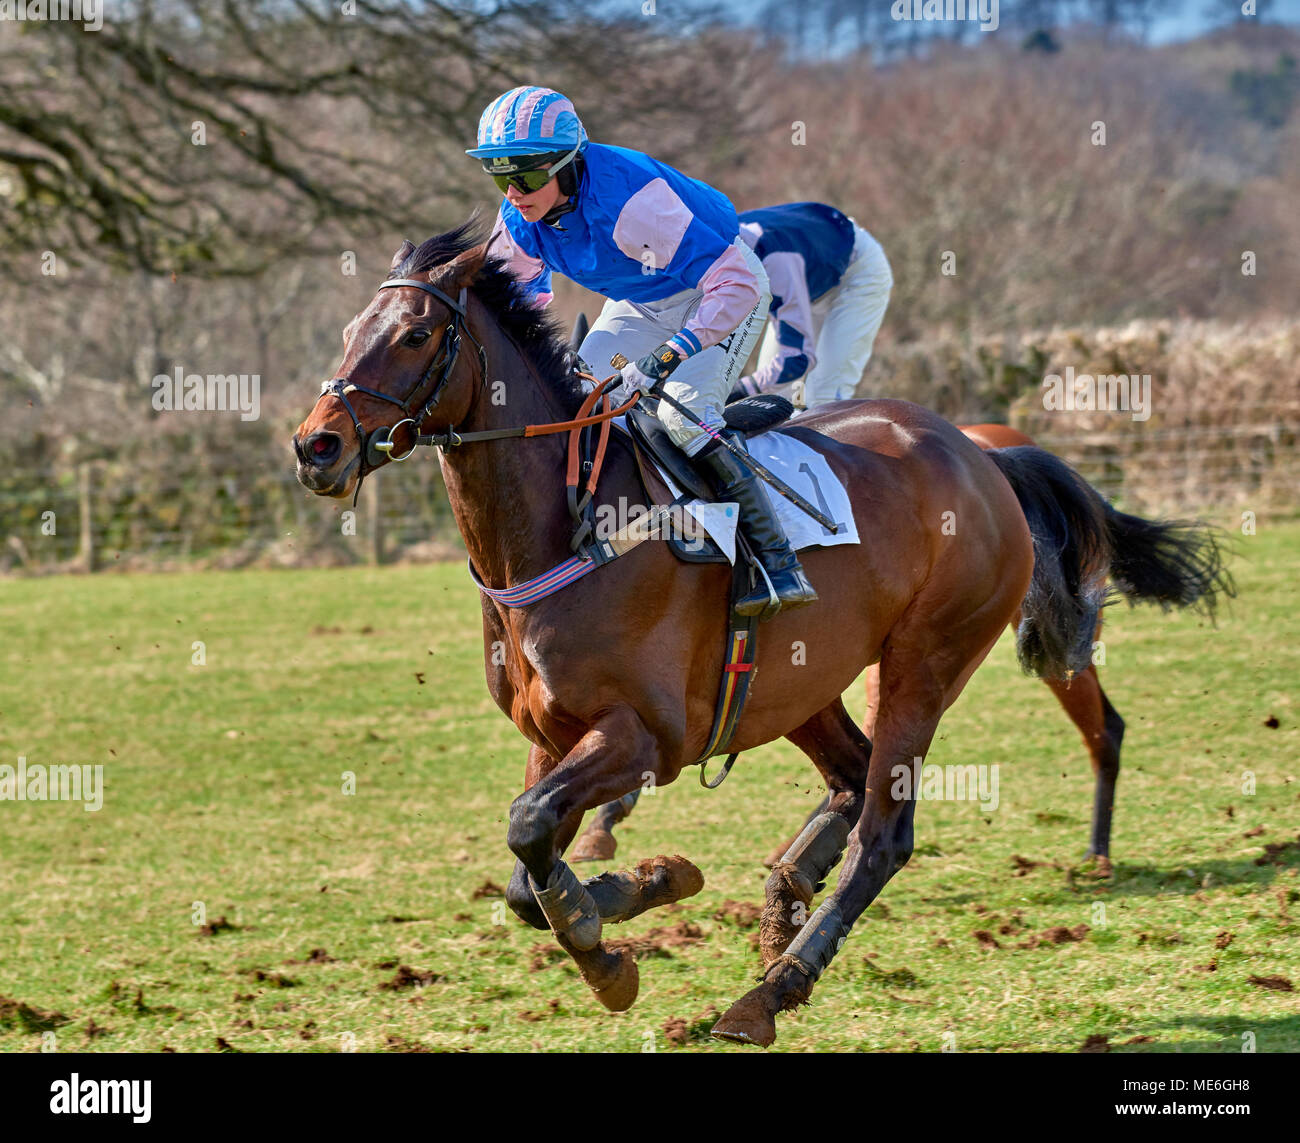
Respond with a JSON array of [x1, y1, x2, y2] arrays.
[[3, 411, 1294, 576], [0, 451, 459, 574]]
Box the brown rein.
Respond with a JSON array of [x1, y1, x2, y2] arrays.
[[411, 369, 637, 516]]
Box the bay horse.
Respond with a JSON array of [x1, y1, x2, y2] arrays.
[[292, 224, 1230, 1047], [572, 423, 1137, 877]]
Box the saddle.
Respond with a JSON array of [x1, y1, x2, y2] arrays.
[[564, 387, 797, 783], [622, 393, 795, 563]]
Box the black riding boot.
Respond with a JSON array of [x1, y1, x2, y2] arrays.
[[694, 438, 819, 617]]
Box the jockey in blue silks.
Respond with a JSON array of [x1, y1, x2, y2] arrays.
[[729, 203, 893, 411], [468, 86, 817, 616]]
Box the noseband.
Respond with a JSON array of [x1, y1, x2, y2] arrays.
[[314, 277, 487, 475]]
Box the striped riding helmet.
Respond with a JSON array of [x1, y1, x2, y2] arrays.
[[465, 86, 588, 172]]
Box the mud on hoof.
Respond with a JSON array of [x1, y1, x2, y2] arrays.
[[560, 934, 640, 1012], [1080, 853, 1114, 879], [571, 826, 618, 863], [710, 987, 778, 1047], [759, 862, 813, 968], [584, 854, 705, 924], [712, 963, 812, 1048]]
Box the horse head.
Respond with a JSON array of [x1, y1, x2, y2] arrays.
[[293, 228, 489, 501]]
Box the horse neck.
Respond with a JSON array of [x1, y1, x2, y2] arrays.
[[436, 322, 581, 590]]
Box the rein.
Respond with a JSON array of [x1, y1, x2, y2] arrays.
[[312, 272, 756, 781], [312, 274, 635, 504]]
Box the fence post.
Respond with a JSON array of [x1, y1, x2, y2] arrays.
[[76, 461, 95, 573]]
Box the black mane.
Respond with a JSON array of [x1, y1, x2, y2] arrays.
[[389, 219, 588, 415]]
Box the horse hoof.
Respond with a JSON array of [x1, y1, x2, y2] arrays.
[[571, 828, 617, 863], [586, 854, 706, 924], [655, 854, 705, 901], [589, 947, 639, 1012], [711, 992, 777, 1048]]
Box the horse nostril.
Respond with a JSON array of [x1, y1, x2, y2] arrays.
[[302, 432, 341, 467]]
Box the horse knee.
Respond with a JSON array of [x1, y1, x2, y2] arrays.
[[507, 792, 559, 872], [506, 861, 548, 930]]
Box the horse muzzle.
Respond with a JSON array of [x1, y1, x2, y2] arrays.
[[293, 431, 359, 498]]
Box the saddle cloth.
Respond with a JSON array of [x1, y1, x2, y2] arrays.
[[612, 417, 860, 564]]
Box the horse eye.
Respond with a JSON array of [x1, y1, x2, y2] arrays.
[[404, 329, 431, 348]]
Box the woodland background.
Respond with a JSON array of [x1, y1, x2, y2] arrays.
[[2, 0, 1297, 571]]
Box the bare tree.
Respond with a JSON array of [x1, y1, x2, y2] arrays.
[[0, 0, 760, 278]]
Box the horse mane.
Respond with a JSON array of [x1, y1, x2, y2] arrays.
[[388, 218, 588, 415]]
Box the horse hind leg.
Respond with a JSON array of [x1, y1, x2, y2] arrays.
[[715, 573, 1008, 1047], [758, 661, 880, 869], [715, 677, 942, 1047], [570, 789, 640, 863], [759, 699, 869, 968], [762, 793, 831, 869], [1044, 663, 1123, 874]]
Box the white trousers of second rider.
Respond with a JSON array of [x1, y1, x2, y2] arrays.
[[579, 237, 771, 456], [755, 221, 893, 412]]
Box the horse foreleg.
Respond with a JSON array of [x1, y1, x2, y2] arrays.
[[506, 707, 693, 1013], [760, 700, 869, 967]]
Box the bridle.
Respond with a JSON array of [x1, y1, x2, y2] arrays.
[[313, 277, 488, 476], [307, 270, 638, 521]]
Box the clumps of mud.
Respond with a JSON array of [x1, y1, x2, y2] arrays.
[[377, 965, 443, 990]]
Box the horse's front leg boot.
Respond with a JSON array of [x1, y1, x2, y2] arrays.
[[584, 855, 705, 924], [532, 861, 602, 951]]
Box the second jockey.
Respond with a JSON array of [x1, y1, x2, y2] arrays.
[[730, 202, 893, 411], [468, 86, 817, 616]]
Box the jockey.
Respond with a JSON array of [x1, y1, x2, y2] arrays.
[[728, 203, 893, 411], [468, 86, 817, 616]]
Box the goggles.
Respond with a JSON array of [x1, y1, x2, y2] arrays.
[[484, 144, 580, 195]]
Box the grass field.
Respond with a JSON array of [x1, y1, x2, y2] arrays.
[[1, 517, 1297, 1054]]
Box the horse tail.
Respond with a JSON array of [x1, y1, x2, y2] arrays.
[[1101, 505, 1235, 616], [986, 446, 1112, 680], [987, 446, 1235, 680]]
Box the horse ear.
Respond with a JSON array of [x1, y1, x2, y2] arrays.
[[390, 239, 415, 272], [446, 243, 487, 286]]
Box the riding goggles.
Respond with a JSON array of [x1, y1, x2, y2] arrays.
[[483, 144, 580, 194]]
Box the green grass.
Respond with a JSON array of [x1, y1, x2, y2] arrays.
[[1, 518, 1297, 1053]]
